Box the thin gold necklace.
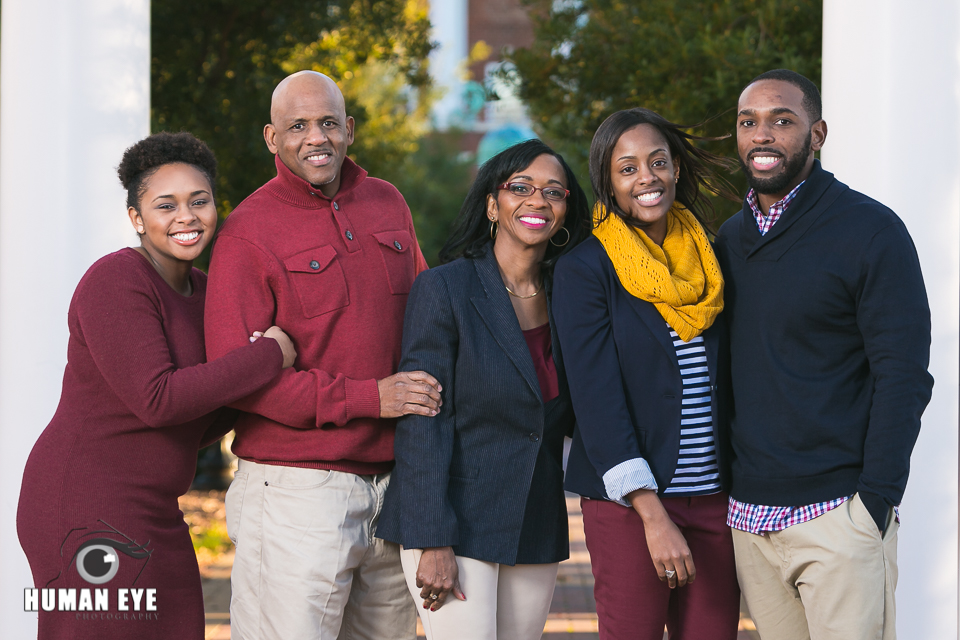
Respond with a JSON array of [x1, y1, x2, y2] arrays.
[[505, 279, 543, 299]]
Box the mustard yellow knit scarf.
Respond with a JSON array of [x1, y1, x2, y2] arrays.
[[593, 202, 723, 342]]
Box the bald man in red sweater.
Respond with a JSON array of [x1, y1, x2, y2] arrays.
[[205, 71, 440, 640]]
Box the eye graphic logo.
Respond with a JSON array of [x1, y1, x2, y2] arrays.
[[47, 520, 153, 587]]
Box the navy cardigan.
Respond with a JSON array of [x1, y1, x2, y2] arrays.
[[715, 161, 933, 530], [377, 248, 574, 565], [552, 236, 730, 501]]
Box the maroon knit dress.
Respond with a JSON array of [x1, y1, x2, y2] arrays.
[[17, 248, 283, 640]]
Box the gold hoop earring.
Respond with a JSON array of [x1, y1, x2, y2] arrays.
[[489, 220, 499, 240], [550, 227, 570, 247]]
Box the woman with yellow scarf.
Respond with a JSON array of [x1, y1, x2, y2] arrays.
[[553, 108, 740, 640]]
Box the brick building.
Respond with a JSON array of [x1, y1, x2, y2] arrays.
[[429, 0, 538, 162]]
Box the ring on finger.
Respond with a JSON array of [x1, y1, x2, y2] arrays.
[[430, 594, 439, 600], [664, 569, 676, 579]]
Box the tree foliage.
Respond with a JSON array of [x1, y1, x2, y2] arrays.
[[390, 132, 475, 266], [151, 0, 435, 214], [505, 0, 822, 214]]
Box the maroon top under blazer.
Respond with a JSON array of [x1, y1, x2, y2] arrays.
[[18, 248, 282, 640]]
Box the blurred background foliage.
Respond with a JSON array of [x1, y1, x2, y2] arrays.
[[504, 0, 822, 224], [151, 0, 469, 266], [151, 0, 823, 263]]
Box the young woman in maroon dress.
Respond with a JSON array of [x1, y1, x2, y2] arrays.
[[16, 132, 296, 640]]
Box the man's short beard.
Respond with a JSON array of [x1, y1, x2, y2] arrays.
[[739, 129, 812, 195]]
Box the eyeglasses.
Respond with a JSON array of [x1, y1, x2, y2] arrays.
[[497, 182, 570, 201]]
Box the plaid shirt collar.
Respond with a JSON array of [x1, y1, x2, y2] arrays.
[[746, 180, 806, 236]]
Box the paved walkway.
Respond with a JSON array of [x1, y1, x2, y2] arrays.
[[200, 495, 759, 639]]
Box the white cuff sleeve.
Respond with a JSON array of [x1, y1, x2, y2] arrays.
[[602, 457, 659, 506]]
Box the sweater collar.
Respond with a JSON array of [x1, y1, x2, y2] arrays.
[[741, 159, 832, 218], [266, 154, 368, 208], [737, 159, 843, 258]]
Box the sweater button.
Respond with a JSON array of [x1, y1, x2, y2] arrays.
[[394, 240, 402, 250], [309, 260, 320, 270], [345, 230, 354, 241], [333, 202, 340, 210], [529, 433, 540, 443]]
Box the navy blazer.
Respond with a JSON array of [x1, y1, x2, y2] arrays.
[[378, 248, 574, 565], [553, 236, 730, 501]]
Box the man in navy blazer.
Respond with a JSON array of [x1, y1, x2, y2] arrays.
[[715, 69, 933, 640]]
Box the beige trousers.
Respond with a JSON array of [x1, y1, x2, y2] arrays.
[[226, 460, 416, 640], [400, 547, 559, 640], [732, 493, 899, 640]]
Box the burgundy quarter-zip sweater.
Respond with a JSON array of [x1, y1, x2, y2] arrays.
[[205, 155, 427, 474]]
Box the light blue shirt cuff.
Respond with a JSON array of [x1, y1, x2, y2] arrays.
[[603, 457, 658, 506]]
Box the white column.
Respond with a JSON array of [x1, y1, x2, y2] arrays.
[[822, 2, 959, 636], [0, 0, 150, 635], [429, 0, 469, 129]]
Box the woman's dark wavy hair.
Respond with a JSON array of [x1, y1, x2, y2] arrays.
[[117, 131, 218, 211], [589, 108, 739, 233], [439, 139, 592, 270]]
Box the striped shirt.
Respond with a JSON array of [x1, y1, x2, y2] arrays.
[[746, 180, 805, 235], [663, 324, 720, 495]]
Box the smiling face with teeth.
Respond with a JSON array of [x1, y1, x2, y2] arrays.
[[736, 79, 828, 210], [487, 154, 568, 258], [128, 162, 217, 280], [609, 124, 679, 246], [264, 72, 355, 197]]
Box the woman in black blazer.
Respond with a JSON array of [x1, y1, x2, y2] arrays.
[[553, 109, 741, 640], [378, 140, 592, 639]]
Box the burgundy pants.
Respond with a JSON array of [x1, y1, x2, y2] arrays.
[[581, 492, 740, 640]]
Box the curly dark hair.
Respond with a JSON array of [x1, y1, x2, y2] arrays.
[[589, 108, 739, 234], [117, 131, 217, 211], [439, 139, 592, 271]]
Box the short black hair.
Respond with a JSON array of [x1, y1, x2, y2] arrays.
[[117, 131, 217, 211], [439, 139, 592, 271], [589, 108, 739, 233], [747, 69, 822, 123]]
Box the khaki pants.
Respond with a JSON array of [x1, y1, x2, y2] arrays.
[[226, 460, 416, 640], [732, 493, 898, 640], [400, 547, 558, 640]]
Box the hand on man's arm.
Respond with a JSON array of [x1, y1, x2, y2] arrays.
[[377, 371, 442, 418]]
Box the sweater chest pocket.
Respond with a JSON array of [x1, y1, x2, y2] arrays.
[[283, 245, 349, 318], [373, 230, 415, 295]]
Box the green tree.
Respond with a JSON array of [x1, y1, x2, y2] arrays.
[[151, 0, 434, 215], [505, 0, 822, 219], [389, 131, 475, 266]]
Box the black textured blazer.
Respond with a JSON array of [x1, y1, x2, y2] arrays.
[[378, 248, 574, 565]]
